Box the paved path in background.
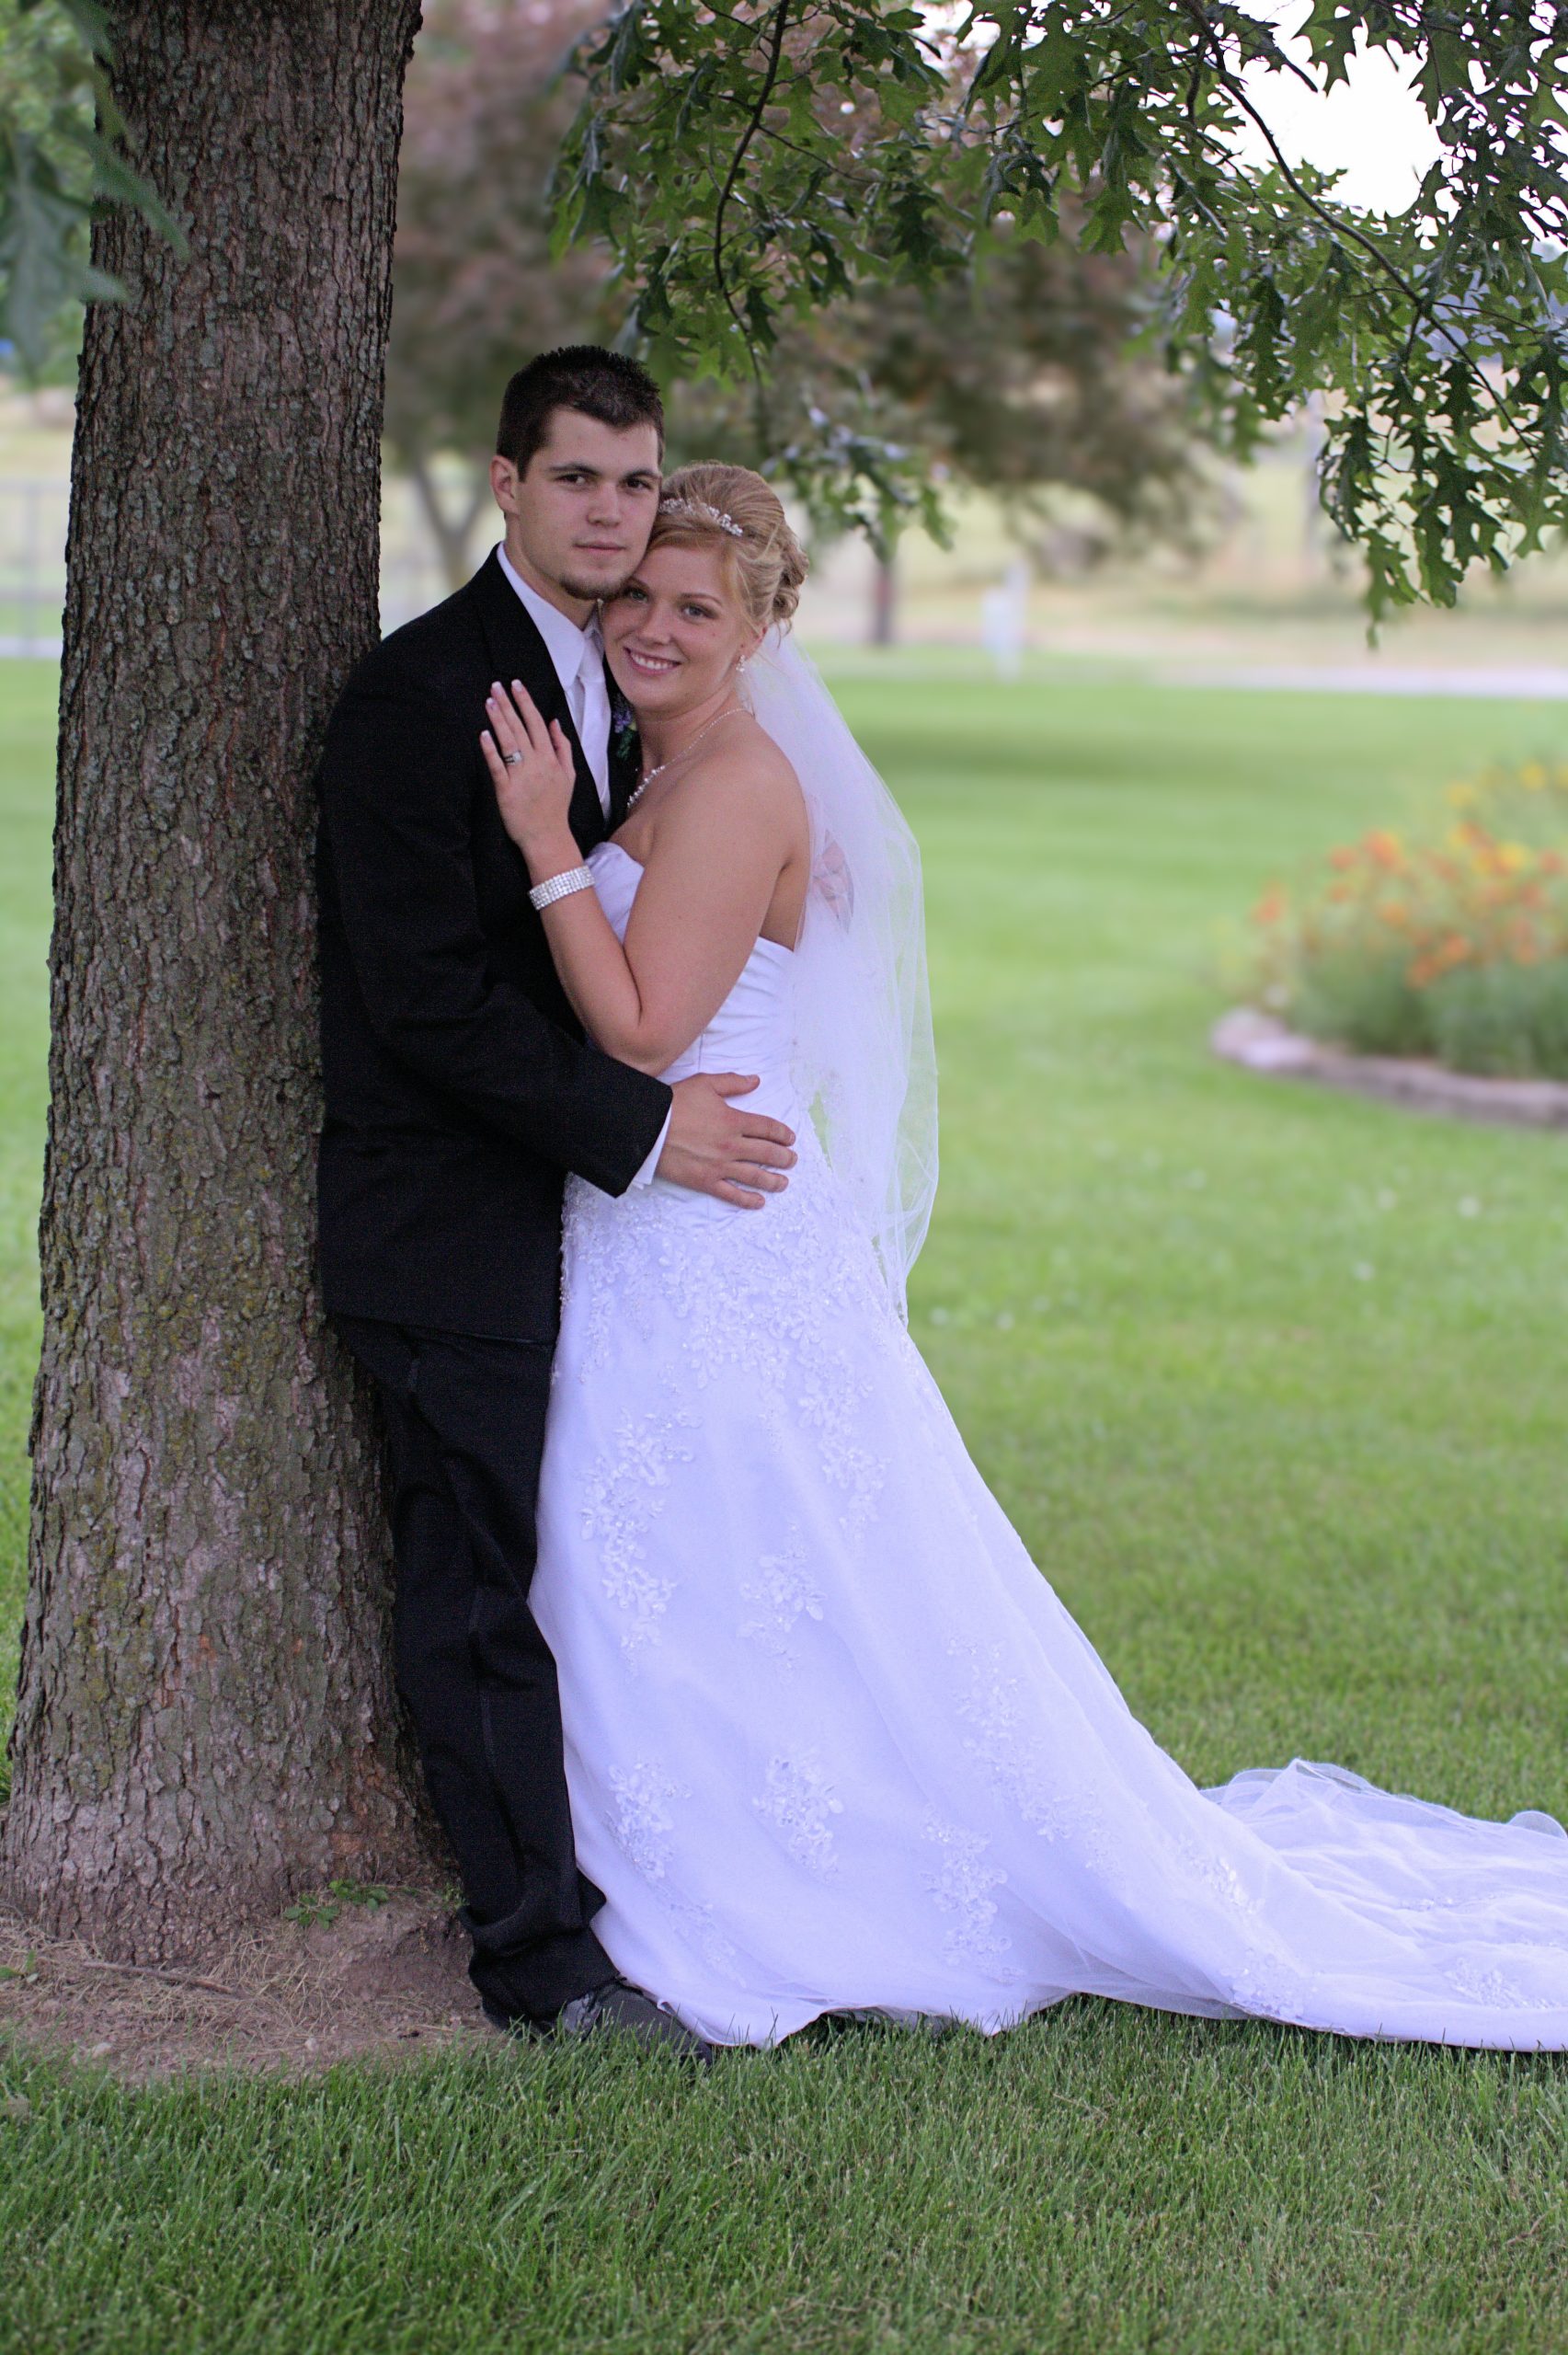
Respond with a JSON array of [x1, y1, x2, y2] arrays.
[[1167, 662, 1568, 699]]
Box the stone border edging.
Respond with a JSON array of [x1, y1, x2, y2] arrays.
[[1211, 1007, 1568, 1132]]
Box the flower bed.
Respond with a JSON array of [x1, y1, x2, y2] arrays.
[[1242, 760, 1568, 1081]]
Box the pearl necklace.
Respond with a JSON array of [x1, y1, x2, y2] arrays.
[[624, 703, 746, 815]]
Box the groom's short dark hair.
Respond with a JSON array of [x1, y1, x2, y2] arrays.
[[497, 346, 665, 475]]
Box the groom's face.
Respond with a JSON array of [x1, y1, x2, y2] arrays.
[[491, 409, 662, 616]]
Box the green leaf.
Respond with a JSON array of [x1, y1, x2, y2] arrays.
[[0, 0, 182, 377], [550, 0, 1568, 612]]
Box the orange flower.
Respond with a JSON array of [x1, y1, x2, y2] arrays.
[[1329, 844, 1360, 872], [1252, 887, 1288, 926], [1365, 830, 1404, 870], [1408, 935, 1472, 988]]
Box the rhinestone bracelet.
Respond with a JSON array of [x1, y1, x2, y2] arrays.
[[529, 865, 595, 913]]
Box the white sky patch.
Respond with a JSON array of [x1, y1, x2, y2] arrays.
[[1232, 0, 1443, 215]]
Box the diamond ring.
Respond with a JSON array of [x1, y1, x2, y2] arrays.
[[502, 749, 524, 767]]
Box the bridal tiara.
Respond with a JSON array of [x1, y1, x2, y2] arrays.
[[658, 494, 745, 538]]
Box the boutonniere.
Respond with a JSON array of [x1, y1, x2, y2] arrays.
[[611, 692, 639, 769]]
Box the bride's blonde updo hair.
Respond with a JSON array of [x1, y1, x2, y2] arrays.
[[647, 462, 808, 638]]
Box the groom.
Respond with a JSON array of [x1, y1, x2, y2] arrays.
[[315, 346, 795, 2050]]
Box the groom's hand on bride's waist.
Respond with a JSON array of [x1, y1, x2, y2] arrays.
[[658, 1074, 796, 1209]]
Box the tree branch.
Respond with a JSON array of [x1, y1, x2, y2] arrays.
[[713, 0, 793, 346], [759, 120, 876, 190], [1173, 0, 1508, 421]]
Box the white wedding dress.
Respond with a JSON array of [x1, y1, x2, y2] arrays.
[[531, 837, 1568, 2050]]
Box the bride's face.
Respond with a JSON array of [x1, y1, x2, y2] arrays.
[[601, 543, 756, 717]]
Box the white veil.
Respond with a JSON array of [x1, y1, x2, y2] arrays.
[[746, 631, 938, 1319]]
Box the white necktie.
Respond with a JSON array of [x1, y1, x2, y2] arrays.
[[574, 632, 612, 819]]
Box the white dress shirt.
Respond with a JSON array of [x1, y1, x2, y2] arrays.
[[495, 542, 670, 1185]]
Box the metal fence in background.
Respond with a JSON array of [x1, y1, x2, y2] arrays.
[[0, 477, 68, 655]]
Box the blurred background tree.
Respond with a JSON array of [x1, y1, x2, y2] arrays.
[[392, 0, 1215, 627], [386, 0, 613, 589], [670, 233, 1214, 641]]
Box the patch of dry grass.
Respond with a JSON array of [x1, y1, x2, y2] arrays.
[[0, 1892, 479, 2082]]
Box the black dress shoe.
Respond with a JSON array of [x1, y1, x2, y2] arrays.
[[482, 1977, 716, 2062], [559, 1977, 716, 2062]]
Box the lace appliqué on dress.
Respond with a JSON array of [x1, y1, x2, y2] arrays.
[[1444, 1958, 1559, 2012], [922, 1817, 1014, 1967], [739, 1529, 825, 1662], [945, 1638, 1112, 1867], [608, 1762, 690, 1882], [579, 1407, 699, 1657], [753, 1752, 845, 1876], [562, 1145, 890, 1553], [606, 1763, 741, 1972]]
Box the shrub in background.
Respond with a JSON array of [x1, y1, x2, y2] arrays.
[[1243, 760, 1568, 1079]]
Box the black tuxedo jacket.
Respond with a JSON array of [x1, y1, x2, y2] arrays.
[[315, 549, 671, 1340]]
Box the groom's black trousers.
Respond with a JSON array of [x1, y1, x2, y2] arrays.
[[337, 1315, 614, 2023]]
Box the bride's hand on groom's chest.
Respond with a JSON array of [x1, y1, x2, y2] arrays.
[[480, 679, 578, 858]]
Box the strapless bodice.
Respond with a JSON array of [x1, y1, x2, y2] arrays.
[[588, 841, 801, 1125]]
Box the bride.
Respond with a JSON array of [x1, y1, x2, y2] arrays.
[[479, 461, 1568, 2052]]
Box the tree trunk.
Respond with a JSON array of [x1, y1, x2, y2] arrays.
[[404, 448, 491, 593], [869, 554, 898, 648], [1, 0, 435, 1961]]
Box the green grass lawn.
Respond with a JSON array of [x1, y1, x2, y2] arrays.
[[4, 656, 1568, 2354]]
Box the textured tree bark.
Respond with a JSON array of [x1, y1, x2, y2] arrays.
[[1, 0, 436, 1959]]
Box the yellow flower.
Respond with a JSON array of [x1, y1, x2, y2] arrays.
[[1520, 762, 1547, 792]]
